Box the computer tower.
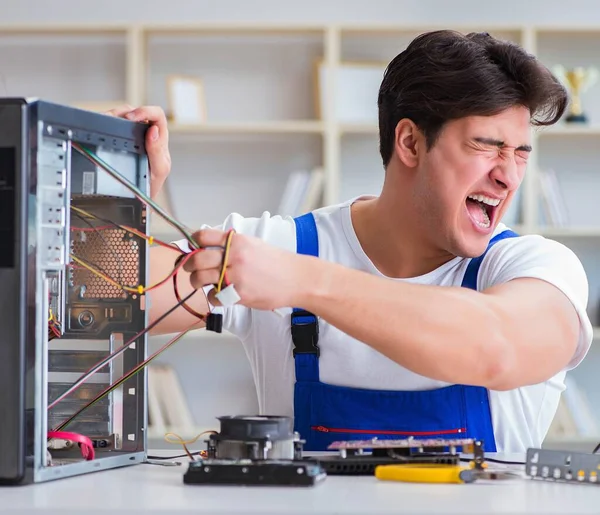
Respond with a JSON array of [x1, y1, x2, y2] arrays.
[[0, 98, 150, 484]]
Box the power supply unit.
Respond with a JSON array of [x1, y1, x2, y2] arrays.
[[0, 98, 151, 484]]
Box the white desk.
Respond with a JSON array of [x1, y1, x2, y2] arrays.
[[1, 452, 600, 514]]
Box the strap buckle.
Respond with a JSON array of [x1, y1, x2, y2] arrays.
[[291, 309, 319, 357]]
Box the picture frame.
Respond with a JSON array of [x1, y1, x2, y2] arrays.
[[314, 59, 388, 123], [166, 74, 207, 125]]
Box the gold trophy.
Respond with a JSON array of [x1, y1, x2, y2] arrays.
[[553, 65, 599, 123]]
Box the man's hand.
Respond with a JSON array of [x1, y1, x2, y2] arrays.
[[183, 228, 309, 311], [104, 104, 171, 199]]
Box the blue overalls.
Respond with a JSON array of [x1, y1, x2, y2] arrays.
[[291, 212, 518, 452]]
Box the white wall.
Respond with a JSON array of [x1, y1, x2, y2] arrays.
[[4, 0, 600, 25]]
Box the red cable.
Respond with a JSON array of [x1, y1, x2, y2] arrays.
[[47, 431, 95, 461], [173, 252, 208, 320]]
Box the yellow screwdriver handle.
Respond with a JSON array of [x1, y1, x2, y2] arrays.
[[375, 464, 469, 484]]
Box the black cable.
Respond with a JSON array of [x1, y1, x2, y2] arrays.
[[49, 288, 200, 411], [460, 456, 525, 466]]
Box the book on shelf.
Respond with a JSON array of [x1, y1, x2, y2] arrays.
[[499, 186, 522, 227], [147, 363, 196, 435], [277, 167, 324, 217], [538, 168, 570, 227], [545, 374, 599, 442]]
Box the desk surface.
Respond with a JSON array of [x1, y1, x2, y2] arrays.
[[2, 452, 600, 514]]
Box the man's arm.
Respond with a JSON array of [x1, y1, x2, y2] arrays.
[[147, 246, 209, 335], [186, 228, 589, 390], [297, 257, 581, 391]]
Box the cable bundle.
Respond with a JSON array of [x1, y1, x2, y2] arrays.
[[47, 143, 235, 460]]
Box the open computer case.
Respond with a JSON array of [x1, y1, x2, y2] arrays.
[[0, 98, 150, 484]]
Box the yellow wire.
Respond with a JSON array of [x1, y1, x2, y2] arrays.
[[70, 203, 195, 295], [71, 205, 155, 245], [216, 230, 234, 292], [72, 143, 199, 250], [70, 249, 193, 295], [164, 430, 216, 460], [70, 254, 141, 293]]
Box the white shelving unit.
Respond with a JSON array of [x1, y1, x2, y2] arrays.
[[5, 22, 600, 448]]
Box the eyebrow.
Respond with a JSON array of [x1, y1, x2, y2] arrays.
[[474, 137, 532, 153]]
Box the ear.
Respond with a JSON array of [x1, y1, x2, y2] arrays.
[[394, 119, 422, 168]]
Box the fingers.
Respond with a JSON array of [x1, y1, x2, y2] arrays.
[[102, 104, 171, 200], [124, 106, 169, 134], [182, 247, 223, 273], [183, 246, 226, 291], [104, 104, 167, 135], [104, 104, 135, 118], [183, 230, 235, 292], [116, 105, 171, 199], [189, 270, 221, 291], [191, 228, 232, 249]]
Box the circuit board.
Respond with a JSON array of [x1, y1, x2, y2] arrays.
[[308, 437, 484, 476], [327, 437, 478, 451]]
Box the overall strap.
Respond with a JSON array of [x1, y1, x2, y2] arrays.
[[461, 229, 519, 290], [292, 212, 320, 382]]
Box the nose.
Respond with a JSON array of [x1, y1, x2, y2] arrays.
[[489, 158, 521, 192]]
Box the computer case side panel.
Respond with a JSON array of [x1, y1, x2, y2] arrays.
[[0, 98, 150, 484], [0, 99, 30, 484]]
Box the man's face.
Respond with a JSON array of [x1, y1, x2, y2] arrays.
[[413, 106, 531, 258]]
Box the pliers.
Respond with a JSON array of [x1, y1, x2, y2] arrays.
[[374, 463, 522, 484]]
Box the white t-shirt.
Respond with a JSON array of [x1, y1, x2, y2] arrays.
[[174, 196, 593, 452]]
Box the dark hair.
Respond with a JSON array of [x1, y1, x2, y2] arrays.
[[377, 30, 568, 167]]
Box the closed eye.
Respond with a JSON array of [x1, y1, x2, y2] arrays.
[[515, 149, 530, 161]]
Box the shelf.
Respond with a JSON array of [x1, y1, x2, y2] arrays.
[[145, 29, 324, 124], [340, 123, 600, 137], [0, 24, 130, 35], [166, 133, 322, 228], [537, 125, 600, 136], [341, 123, 600, 137], [142, 23, 326, 35], [534, 26, 600, 35], [0, 30, 128, 105], [4, 22, 600, 435], [340, 26, 525, 62], [339, 24, 527, 34], [537, 227, 600, 238], [536, 31, 600, 127], [169, 121, 324, 135], [340, 123, 378, 134]]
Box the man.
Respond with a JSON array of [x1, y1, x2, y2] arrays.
[[116, 30, 593, 453]]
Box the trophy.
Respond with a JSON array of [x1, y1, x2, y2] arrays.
[[553, 65, 599, 123]]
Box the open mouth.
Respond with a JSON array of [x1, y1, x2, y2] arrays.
[[465, 194, 500, 230]]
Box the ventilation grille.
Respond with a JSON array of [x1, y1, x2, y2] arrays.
[[70, 227, 140, 299]]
